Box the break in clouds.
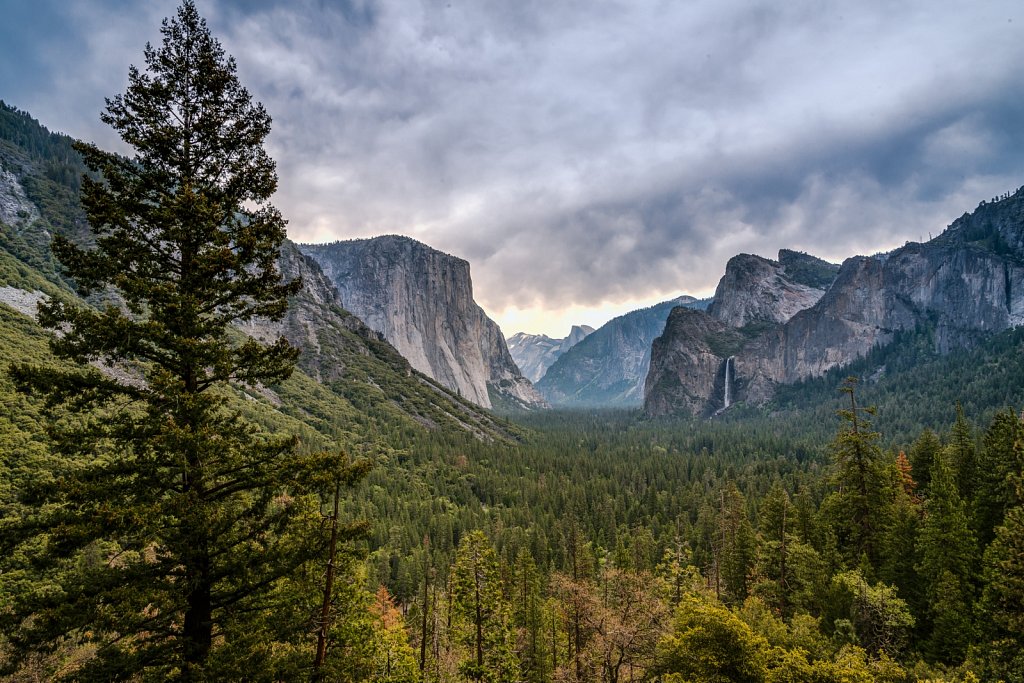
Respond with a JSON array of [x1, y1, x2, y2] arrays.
[[3, 0, 1024, 333]]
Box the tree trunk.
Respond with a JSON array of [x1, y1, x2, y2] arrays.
[[182, 542, 212, 680], [313, 481, 342, 678]]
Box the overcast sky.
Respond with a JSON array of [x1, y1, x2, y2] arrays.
[[3, 0, 1023, 337]]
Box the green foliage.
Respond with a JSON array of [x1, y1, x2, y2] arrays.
[[974, 409, 1024, 547], [718, 484, 757, 604], [0, 3, 344, 680], [948, 404, 977, 501], [704, 327, 748, 357], [979, 504, 1024, 681], [827, 378, 891, 567], [655, 592, 768, 683], [778, 250, 840, 290], [827, 570, 914, 657], [916, 447, 977, 662], [451, 530, 519, 682], [909, 429, 941, 494]]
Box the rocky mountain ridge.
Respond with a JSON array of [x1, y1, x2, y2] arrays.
[[707, 251, 838, 327], [536, 295, 710, 406], [507, 324, 594, 383], [645, 188, 1024, 417], [299, 236, 546, 410]]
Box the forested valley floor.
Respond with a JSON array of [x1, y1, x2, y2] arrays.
[[3, 3, 1024, 679]]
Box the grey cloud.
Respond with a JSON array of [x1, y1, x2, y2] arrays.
[[3, 0, 1024, 330]]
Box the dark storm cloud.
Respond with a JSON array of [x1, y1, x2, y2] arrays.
[[3, 0, 1023, 331]]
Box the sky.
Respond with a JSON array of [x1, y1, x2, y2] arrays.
[[2, 0, 1023, 337]]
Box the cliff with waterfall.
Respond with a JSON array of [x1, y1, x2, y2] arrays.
[[645, 188, 1024, 417], [645, 250, 836, 417]]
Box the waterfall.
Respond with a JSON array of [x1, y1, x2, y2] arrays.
[[723, 356, 734, 409]]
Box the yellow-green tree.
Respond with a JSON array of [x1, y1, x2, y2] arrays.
[[451, 530, 519, 682]]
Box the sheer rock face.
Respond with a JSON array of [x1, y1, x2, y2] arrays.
[[644, 307, 736, 417], [536, 296, 709, 407], [752, 241, 1024, 386], [298, 235, 546, 410], [238, 240, 519, 440], [507, 325, 594, 383], [645, 188, 1024, 417], [707, 252, 833, 327]]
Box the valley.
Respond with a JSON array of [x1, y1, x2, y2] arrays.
[[2, 5, 1024, 680]]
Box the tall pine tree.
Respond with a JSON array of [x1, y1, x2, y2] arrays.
[[828, 377, 889, 570], [974, 409, 1023, 546], [916, 447, 977, 663], [2, 3, 340, 679], [451, 530, 519, 682]]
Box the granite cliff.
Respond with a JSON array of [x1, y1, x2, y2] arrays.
[[508, 325, 594, 383], [707, 251, 838, 327], [231, 240, 516, 439], [299, 236, 546, 410], [646, 188, 1024, 417]]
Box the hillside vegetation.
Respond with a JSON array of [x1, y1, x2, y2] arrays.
[[2, 7, 1024, 679]]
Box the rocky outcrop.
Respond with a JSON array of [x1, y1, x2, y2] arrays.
[[508, 325, 594, 383], [537, 296, 710, 406], [707, 252, 837, 327], [646, 187, 1024, 417], [238, 240, 518, 439], [750, 240, 1024, 387], [644, 307, 743, 417], [0, 167, 41, 229], [241, 240, 380, 382], [0, 285, 45, 318], [299, 235, 546, 410]]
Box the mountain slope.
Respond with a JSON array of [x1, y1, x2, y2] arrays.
[[646, 188, 1024, 416], [507, 325, 594, 383], [536, 295, 709, 407], [300, 236, 546, 410], [0, 102, 521, 444]]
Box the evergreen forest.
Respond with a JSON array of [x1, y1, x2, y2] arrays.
[[1, 3, 1023, 682]]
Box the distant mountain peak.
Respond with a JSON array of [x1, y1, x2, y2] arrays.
[[535, 295, 710, 407], [508, 324, 595, 383]]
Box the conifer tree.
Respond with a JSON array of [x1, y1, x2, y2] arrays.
[[916, 447, 977, 663], [829, 377, 889, 569], [451, 530, 519, 682], [879, 454, 921, 616], [512, 547, 547, 683], [2, 3, 339, 679], [948, 403, 978, 501], [979, 505, 1024, 681], [719, 483, 756, 604], [908, 428, 941, 494], [977, 412, 1024, 681], [974, 408, 1023, 546], [756, 483, 792, 613]]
